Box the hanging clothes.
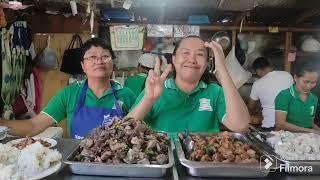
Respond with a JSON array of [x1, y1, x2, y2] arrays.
[[32, 67, 41, 113], [1, 21, 29, 119]]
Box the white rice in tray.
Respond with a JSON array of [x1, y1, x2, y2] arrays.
[[0, 142, 61, 180], [269, 131, 320, 160]]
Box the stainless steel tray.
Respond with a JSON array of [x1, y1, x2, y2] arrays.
[[247, 131, 320, 175], [174, 132, 271, 178], [63, 144, 174, 177]]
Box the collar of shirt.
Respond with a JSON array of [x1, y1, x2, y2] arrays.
[[77, 80, 123, 99], [137, 73, 147, 77], [289, 84, 311, 102], [164, 78, 207, 95]]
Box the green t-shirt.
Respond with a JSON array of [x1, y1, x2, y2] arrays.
[[124, 73, 147, 97], [275, 85, 318, 128], [132, 78, 226, 133], [42, 80, 136, 136]]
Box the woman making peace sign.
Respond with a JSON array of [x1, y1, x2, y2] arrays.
[[127, 36, 249, 133]]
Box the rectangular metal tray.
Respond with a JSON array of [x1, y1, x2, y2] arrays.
[[247, 131, 320, 175], [63, 144, 174, 177], [174, 132, 271, 178]]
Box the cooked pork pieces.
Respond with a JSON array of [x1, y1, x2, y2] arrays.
[[75, 117, 170, 165], [13, 137, 51, 150], [180, 132, 258, 163]]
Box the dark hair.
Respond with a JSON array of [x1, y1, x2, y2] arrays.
[[80, 38, 115, 61], [251, 57, 272, 71], [293, 59, 319, 77], [172, 35, 211, 83]]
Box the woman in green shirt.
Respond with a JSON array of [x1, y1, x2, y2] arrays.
[[127, 35, 250, 133], [275, 60, 320, 134], [0, 38, 136, 138]]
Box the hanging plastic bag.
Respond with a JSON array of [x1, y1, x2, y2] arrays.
[[224, 46, 252, 89], [36, 35, 58, 70]]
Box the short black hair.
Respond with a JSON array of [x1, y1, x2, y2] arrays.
[[80, 38, 115, 61], [293, 58, 319, 77], [251, 57, 272, 71]]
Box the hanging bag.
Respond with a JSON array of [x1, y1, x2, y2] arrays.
[[60, 34, 84, 75]]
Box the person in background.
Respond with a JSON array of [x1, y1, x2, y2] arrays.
[[124, 53, 157, 97], [127, 35, 249, 134], [0, 38, 136, 139], [275, 60, 320, 134], [248, 57, 293, 131]]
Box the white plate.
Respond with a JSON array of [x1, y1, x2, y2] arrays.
[[26, 161, 61, 180], [7, 137, 57, 149]]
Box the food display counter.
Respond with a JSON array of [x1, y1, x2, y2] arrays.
[[41, 138, 320, 180]]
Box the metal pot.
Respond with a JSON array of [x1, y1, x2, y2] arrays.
[[211, 31, 231, 50]]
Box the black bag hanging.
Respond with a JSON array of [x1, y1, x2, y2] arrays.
[[60, 34, 84, 75]]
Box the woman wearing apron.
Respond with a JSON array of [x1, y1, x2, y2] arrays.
[[0, 38, 136, 139]]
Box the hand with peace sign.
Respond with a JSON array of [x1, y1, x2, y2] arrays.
[[145, 56, 172, 103], [126, 56, 172, 121]]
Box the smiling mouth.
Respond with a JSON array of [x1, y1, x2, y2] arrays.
[[184, 66, 199, 69], [94, 67, 107, 71]]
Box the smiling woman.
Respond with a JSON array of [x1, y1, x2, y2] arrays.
[[0, 38, 136, 139], [127, 35, 250, 134]]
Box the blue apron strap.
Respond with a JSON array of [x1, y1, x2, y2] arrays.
[[74, 80, 88, 114], [111, 82, 124, 117]]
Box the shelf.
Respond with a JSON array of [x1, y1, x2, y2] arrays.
[[296, 51, 320, 57]]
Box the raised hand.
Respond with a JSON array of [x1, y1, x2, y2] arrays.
[[204, 41, 226, 67], [145, 56, 172, 102]]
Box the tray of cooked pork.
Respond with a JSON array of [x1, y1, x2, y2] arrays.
[[175, 131, 273, 178], [247, 129, 320, 174], [63, 117, 174, 177]]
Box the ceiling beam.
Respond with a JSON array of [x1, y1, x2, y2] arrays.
[[105, 22, 320, 32], [289, 8, 320, 25]]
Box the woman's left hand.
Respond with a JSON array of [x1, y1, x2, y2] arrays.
[[204, 41, 226, 67]]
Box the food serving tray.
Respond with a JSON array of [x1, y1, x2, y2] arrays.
[[174, 132, 272, 178], [247, 131, 320, 175], [63, 144, 174, 177]]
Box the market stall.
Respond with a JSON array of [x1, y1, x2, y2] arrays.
[[1, 0, 320, 179]]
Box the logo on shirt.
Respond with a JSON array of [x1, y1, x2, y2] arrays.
[[311, 106, 315, 116], [199, 98, 213, 111], [102, 114, 113, 125]]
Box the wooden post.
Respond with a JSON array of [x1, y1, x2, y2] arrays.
[[232, 30, 237, 47], [284, 32, 292, 72]]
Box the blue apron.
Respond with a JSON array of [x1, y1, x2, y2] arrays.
[[70, 81, 123, 139]]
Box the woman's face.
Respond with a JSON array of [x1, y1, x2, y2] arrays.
[[81, 46, 113, 79], [294, 71, 318, 94], [172, 38, 208, 83]]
